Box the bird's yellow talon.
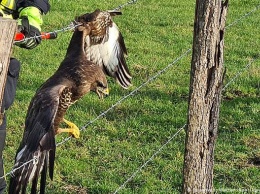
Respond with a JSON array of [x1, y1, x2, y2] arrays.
[[69, 128, 80, 139], [56, 119, 80, 138]]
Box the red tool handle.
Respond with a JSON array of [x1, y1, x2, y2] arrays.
[[15, 32, 57, 41]]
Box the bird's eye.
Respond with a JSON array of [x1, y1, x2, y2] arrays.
[[97, 81, 105, 88]]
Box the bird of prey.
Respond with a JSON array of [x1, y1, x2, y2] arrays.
[[9, 9, 130, 194], [84, 10, 132, 89]]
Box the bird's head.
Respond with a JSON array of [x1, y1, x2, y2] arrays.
[[74, 9, 122, 40], [90, 71, 109, 99]]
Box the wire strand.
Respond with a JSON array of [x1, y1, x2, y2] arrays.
[[225, 3, 260, 29], [222, 58, 258, 91], [113, 125, 186, 194], [13, 23, 82, 44], [113, 0, 138, 11]]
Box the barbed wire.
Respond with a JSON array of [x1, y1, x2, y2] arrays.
[[112, 57, 259, 193], [113, 124, 186, 194], [0, 157, 36, 181], [225, 3, 260, 29], [113, 0, 138, 11], [222, 58, 258, 91], [112, 56, 259, 193], [1, 0, 259, 190], [13, 0, 139, 44], [13, 22, 82, 44]]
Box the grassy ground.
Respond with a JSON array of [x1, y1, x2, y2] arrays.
[[3, 0, 260, 193]]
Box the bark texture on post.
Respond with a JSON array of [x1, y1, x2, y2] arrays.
[[183, 0, 228, 193], [0, 18, 17, 124]]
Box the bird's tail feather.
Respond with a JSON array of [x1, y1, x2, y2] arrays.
[[8, 146, 53, 194]]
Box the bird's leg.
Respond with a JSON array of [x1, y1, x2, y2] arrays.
[[56, 118, 80, 138]]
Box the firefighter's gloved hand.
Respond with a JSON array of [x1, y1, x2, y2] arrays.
[[16, 17, 42, 49], [15, 7, 43, 49]]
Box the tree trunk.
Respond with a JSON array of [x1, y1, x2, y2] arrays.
[[182, 0, 228, 193], [0, 18, 17, 124]]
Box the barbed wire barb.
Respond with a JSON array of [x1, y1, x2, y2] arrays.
[[0, 158, 36, 180], [113, 0, 138, 11]]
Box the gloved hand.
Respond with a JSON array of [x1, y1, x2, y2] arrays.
[[15, 7, 43, 49], [16, 16, 42, 49]]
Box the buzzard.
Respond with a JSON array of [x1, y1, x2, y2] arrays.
[[9, 9, 130, 194], [84, 10, 132, 89]]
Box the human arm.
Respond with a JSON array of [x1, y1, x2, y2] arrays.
[[15, 0, 50, 49]]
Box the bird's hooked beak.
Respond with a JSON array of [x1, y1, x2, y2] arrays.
[[96, 87, 109, 99]]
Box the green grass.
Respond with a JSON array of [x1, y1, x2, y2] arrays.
[[3, 0, 260, 193]]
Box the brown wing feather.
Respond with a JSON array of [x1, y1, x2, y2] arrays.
[[9, 85, 67, 194]]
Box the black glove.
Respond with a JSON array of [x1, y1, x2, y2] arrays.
[[16, 16, 42, 49]]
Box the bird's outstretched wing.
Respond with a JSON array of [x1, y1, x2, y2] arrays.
[[9, 85, 67, 194], [84, 10, 132, 89]]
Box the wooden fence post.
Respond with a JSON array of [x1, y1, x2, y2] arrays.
[[0, 18, 17, 124], [182, 0, 228, 193]]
